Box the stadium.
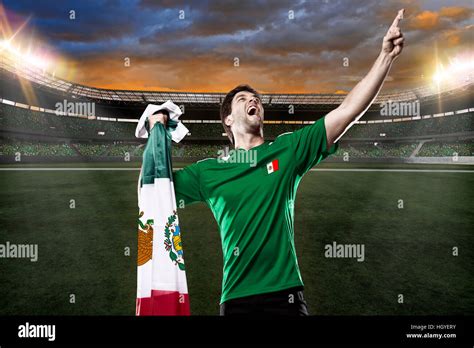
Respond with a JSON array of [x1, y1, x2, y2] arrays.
[[1, 29, 473, 316], [1, 44, 472, 164]]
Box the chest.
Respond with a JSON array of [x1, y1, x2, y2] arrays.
[[202, 146, 295, 204]]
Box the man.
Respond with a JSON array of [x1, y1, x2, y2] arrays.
[[148, 10, 405, 316]]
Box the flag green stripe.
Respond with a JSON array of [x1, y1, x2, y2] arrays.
[[141, 121, 177, 185]]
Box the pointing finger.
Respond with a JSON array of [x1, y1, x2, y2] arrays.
[[391, 9, 404, 28]]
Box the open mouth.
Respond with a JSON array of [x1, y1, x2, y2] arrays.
[[247, 105, 258, 116]]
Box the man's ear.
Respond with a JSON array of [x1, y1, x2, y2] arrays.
[[224, 114, 233, 127]]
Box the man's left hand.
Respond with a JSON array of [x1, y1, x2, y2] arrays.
[[382, 9, 405, 60]]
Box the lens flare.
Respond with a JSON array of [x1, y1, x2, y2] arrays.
[[432, 54, 474, 85]]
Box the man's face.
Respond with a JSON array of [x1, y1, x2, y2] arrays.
[[155, 111, 169, 124], [227, 91, 264, 135]]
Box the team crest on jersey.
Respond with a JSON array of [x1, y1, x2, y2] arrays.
[[164, 210, 186, 271]]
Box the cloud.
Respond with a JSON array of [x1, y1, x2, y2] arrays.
[[3, 0, 472, 93], [441, 24, 474, 47], [3, 0, 151, 43], [407, 6, 473, 31], [439, 6, 473, 21], [408, 10, 440, 30]]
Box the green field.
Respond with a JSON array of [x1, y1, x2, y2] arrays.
[[0, 162, 473, 315]]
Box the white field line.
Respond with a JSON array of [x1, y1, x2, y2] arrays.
[[0, 167, 473, 173]]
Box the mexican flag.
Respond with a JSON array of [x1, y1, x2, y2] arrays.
[[135, 101, 190, 316]]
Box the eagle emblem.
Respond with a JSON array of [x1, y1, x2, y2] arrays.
[[164, 210, 186, 271], [137, 211, 154, 266]]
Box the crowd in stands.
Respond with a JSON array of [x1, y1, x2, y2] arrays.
[[1, 102, 473, 160], [0, 142, 76, 156], [262, 124, 305, 138], [132, 144, 223, 158], [184, 123, 225, 138], [73, 143, 110, 157], [107, 144, 141, 156], [172, 144, 222, 158], [184, 115, 473, 140], [1, 104, 136, 140], [0, 140, 141, 157], [343, 114, 472, 139], [1, 139, 473, 159], [333, 143, 418, 158], [418, 141, 473, 157], [3, 103, 472, 142]]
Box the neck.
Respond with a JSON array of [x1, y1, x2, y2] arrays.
[[233, 132, 264, 150]]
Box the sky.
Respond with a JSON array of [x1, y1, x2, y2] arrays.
[[1, 0, 473, 93]]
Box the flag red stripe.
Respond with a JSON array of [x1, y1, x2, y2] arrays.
[[136, 290, 190, 316], [272, 159, 279, 171]]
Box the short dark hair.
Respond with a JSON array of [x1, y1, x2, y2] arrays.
[[220, 84, 261, 144], [153, 109, 169, 118], [145, 109, 169, 132]]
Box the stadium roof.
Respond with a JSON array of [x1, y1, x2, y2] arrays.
[[1, 50, 472, 105]]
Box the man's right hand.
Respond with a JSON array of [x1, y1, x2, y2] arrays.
[[149, 113, 167, 130]]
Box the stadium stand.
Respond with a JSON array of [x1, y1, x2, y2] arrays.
[[107, 144, 141, 156], [343, 114, 473, 139], [0, 141, 76, 157], [417, 141, 474, 157], [2, 103, 471, 143], [173, 144, 223, 158], [73, 143, 110, 157], [333, 143, 419, 158], [2, 139, 473, 160], [183, 114, 473, 140], [1, 55, 472, 163], [0, 104, 136, 141]]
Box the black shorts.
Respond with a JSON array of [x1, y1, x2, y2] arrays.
[[219, 286, 309, 316]]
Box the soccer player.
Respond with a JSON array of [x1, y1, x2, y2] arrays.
[[149, 10, 405, 316]]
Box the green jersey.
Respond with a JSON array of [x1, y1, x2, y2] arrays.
[[173, 116, 338, 303]]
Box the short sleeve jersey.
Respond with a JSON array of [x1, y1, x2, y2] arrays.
[[173, 116, 338, 303]]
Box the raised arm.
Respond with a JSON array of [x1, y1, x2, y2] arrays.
[[325, 9, 405, 147]]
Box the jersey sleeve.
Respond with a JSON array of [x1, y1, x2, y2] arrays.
[[289, 116, 339, 176], [173, 162, 204, 206]]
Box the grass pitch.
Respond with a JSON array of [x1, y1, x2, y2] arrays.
[[0, 162, 473, 315]]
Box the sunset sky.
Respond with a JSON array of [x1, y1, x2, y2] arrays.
[[2, 0, 473, 94]]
